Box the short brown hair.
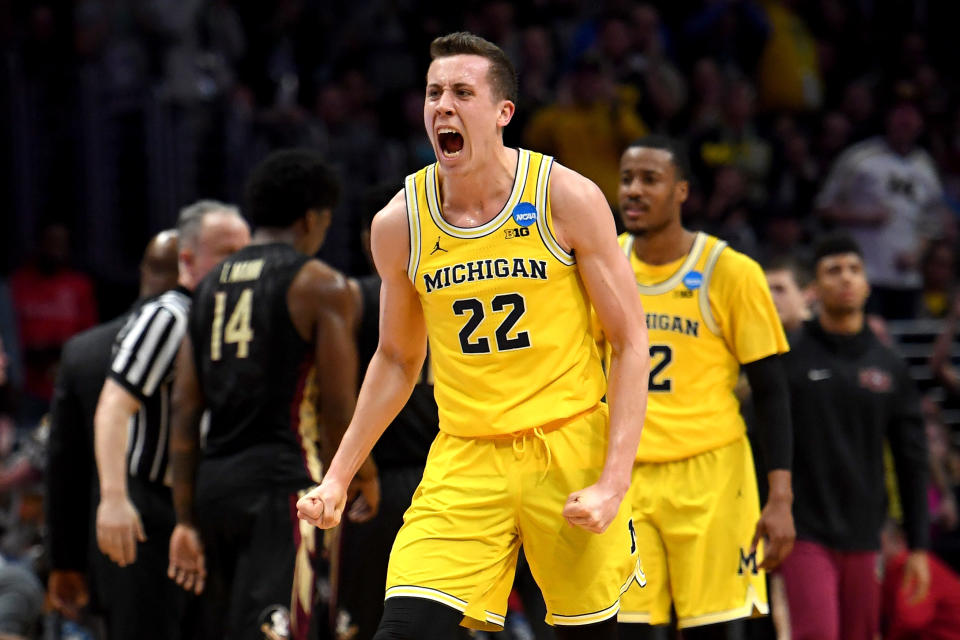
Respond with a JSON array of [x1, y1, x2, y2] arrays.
[[430, 32, 518, 103]]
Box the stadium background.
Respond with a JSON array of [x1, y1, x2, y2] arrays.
[[2, 0, 960, 638]]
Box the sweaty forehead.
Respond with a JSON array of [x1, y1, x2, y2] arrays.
[[426, 55, 492, 87], [620, 147, 675, 174]]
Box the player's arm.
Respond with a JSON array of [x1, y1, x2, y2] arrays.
[[723, 257, 795, 568], [167, 335, 206, 595], [290, 261, 360, 470], [289, 259, 376, 522], [550, 165, 650, 534], [742, 354, 795, 569], [297, 192, 428, 530], [93, 377, 146, 567]]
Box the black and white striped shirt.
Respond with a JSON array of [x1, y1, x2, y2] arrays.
[[108, 287, 191, 483]]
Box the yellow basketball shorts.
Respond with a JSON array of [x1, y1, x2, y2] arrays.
[[619, 435, 768, 628], [385, 403, 643, 631]]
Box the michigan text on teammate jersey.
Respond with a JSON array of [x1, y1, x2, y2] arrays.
[[645, 313, 699, 337]]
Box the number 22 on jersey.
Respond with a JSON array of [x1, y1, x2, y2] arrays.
[[453, 292, 530, 354], [211, 288, 254, 360]]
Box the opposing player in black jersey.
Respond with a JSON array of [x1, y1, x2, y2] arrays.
[[167, 149, 377, 640]]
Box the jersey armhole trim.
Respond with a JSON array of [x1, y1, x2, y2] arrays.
[[698, 239, 728, 336], [404, 173, 421, 283], [535, 155, 575, 265]]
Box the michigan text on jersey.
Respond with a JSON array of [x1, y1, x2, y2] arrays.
[[423, 258, 548, 293], [645, 313, 699, 337]]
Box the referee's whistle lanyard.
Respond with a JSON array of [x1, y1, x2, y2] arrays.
[[512, 426, 553, 481]]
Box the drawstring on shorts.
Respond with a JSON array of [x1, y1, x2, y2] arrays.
[[512, 427, 553, 481]]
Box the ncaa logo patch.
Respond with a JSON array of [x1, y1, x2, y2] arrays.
[[682, 270, 703, 290], [512, 201, 538, 227]]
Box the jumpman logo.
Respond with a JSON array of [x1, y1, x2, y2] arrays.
[[430, 237, 448, 255]]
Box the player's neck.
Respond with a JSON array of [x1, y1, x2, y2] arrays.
[[632, 224, 695, 266], [818, 309, 864, 335], [437, 145, 517, 224], [251, 228, 296, 247]]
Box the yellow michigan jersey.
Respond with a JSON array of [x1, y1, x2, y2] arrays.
[[613, 231, 787, 627], [406, 149, 605, 437], [616, 231, 788, 462]]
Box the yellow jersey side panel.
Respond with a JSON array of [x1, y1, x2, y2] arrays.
[[409, 150, 605, 438], [616, 232, 782, 462]]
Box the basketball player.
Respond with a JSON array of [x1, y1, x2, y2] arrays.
[[166, 149, 376, 640], [610, 136, 795, 639], [297, 32, 649, 640]]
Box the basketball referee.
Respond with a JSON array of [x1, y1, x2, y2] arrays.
[[92, 201, 249, 639]]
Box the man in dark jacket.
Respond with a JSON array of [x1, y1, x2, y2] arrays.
[[779, 235, 930, 640], [45, 231, 179, 629]]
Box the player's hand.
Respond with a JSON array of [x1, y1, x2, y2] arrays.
[[902, 550, 931, 605], [297, 479, 348, 529], [96, 494, 146, 567], [752, 496, 795, 570], [562, 481, 627, 534], [167, 523, 206, 595], [346, 459, 380, 523], [48, 570, 89, 620]]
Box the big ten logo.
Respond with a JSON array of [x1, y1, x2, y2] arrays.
[[505, 227, 531, 239]]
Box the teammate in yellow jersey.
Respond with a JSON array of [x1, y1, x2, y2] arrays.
[[608, 136, 796, 639], [297, 32, 650, 640]]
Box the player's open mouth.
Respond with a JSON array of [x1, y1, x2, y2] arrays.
[[437, 128, 464, 158]]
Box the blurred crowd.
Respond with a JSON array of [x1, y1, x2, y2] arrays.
[[3, 0, 960, 638]]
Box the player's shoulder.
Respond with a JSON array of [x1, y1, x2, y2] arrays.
[[547, 161, 603, 203], [371, 188, 408, 231], [545, 161, 608, 232], [706, 238, 765, 289], [370, 189, 413, 276], [291, 258, 351, 305]]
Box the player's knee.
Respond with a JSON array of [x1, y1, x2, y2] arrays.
[[372, 597, 462, 640]]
